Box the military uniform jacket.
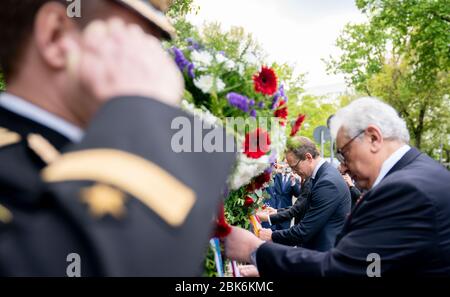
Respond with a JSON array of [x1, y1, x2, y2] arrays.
[[0, 96, 235, 276]]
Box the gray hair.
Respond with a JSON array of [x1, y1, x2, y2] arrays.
[[330, 97, 410, 143]]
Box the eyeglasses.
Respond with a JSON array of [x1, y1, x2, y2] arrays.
[[289, 158, 305, 173], [336, 130, 365, 164]]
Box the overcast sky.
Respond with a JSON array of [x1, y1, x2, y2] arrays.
[[187, 0, 367, 94]]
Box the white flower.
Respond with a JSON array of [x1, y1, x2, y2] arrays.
[[180, 100, 221, 127], [225, 60, 236, 70], [194, 75, 214, 93], [191, 50, 213, 66], [228, 152, 271, 190], [242, 52, 258, 66], [270, 125, 287, 161], [215, 53, 227, 64], [237, 63, 246, 76], [215, 53, 236, 70], [216, 78, 226, 92], [194, 75, 226, 94]]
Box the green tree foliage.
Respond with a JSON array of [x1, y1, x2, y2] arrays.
[[167, 0, 198, 20], [327, 0, 450, 153], [288, 94, 339, 157], [367, 60, 450, 157]]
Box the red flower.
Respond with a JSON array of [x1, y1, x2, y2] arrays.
[[244, 196, 254, 207], [253, 66, 278, 96], [290, 114, 306, 136], [214, 203, 231, 238], [274, 100, 288, 126], [255, 171, 271, 187], [244, 128, 271, 159], [246, 171, 271, 192]]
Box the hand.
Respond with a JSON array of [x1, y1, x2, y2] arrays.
[[62, 18, 183, 107], [290, 175, 298, 185], [342, 174, 354, 187], [265, 207, 277, 215], [256, 210, 269, 222], [239, 265, 260, 277], [258, 228, 273, 241], [224, 227, 264, 263]]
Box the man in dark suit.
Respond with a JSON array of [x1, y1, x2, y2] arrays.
[[338, 163, 362, 208], [264, 163, 301, 230], [259, 178, 312, 228], [225, 97, 450, 276], [258, 137, 351, 252], [0, 0, 235, 276]]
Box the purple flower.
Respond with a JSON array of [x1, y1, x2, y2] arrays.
[[186, 38, 201, 51], [171, 46, 195, 78], [269, 150, 277, 165], [187, 63, 195, 78], [250, 110, 257, 117], [265, 167, 273, 174], [172, 47, 189, 69], [271, 84, 287, 109], [278, 84, 288, 103], [279, 84, 286, 99], [258, 101, 265, 109], [249, 99, 255, 106], [227, 92, 250, 112], [271, 94, 280, 110]]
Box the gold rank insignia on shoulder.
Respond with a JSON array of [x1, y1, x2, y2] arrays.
[[0, 127, 21, 149], [27, 134, 61, 164], [81, 184, 127, 219], [41, 149, 197, 226], [0, 203, 13, 224]]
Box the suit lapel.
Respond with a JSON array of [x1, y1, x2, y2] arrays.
[[273, 173, 282, 193], [337, 147, 422, 244], [384, 147, 421, 179], [311, 161, 328, 188]]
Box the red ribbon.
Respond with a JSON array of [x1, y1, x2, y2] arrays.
[[214, 203, 231, 238]]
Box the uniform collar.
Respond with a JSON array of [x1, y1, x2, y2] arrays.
[[0, 92, 84, 143]]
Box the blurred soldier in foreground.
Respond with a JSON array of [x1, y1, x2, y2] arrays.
[[0, 0, 235, 276]]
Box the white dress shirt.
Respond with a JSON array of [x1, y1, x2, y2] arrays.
[[0, 92, 84, 143], [371, 144, 411, 189], [311, 158, 326, 180]]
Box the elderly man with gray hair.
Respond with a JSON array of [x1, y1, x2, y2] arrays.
[[225, 97, 450, 277]]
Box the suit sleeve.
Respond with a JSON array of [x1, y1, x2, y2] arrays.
[[291, 180, 301, 198], [270, 196, 307, 225], [349, 186, 362, 204], [271, 179, 341, 246], [256, 181, 436, 277], [270, 180, 311, 225]]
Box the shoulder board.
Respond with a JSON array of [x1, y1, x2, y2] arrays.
[[0, 127, 21, 149], [42, 149, 196, 227], [27, 133, 61, 164], [0, 203, 13, 224]]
